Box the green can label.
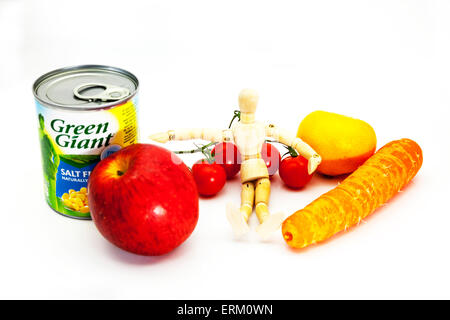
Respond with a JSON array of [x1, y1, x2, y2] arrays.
[[36, 99, 138, 219]]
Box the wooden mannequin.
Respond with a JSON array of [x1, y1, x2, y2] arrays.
[[149, 89, 321, 239]]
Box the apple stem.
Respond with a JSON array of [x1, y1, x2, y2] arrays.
[[117, 170, 125, 176]]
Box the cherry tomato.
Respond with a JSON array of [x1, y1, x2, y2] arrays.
[[261, 143, 281, 176], [279, 155, 313, 189], [211, 142, 241, 179], [192, 159, 227, 196]]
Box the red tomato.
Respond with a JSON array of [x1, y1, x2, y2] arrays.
[[261, 143, 281, 176], [211, 142, 241, 179], [279, 155, 313, 189], [192, 159, 227, 196]]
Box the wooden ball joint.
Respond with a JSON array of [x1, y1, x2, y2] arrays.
[[149, 89, 322, 239]]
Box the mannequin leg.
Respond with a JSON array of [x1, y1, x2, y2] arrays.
[[255, 178, 271, 223], [255, 177, 285, 239], [240, 182, 255, 222], [226, 182, 254, 237]]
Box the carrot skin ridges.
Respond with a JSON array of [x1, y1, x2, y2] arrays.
[[282, 138, 423, 249]]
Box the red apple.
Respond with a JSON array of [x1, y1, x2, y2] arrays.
[[88, 144, 199, 256]]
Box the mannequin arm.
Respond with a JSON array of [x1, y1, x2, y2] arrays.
[[149, 128, 233, 143], [265, 124, 321, 174]]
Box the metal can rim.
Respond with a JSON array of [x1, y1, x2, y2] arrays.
[[32, 64, 139, 111]]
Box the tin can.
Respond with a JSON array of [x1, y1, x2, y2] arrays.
[[33, 65, 139, 219]]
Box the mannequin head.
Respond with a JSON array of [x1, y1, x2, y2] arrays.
[[238, 89, 259, 123]]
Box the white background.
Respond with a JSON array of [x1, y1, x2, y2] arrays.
[[1, 0, 449, 299]]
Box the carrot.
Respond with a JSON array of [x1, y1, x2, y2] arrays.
[[282, 138, 423, 249]]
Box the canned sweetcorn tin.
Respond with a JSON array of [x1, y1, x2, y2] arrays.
[[33, 65, 139, 219]]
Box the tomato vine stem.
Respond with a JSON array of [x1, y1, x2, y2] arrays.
[[228, 110, 241, 128], [173, 142, 217, 164], [265, 139, 298, 158]]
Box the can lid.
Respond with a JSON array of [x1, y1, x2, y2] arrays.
[[33, 65, 138, 110]]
